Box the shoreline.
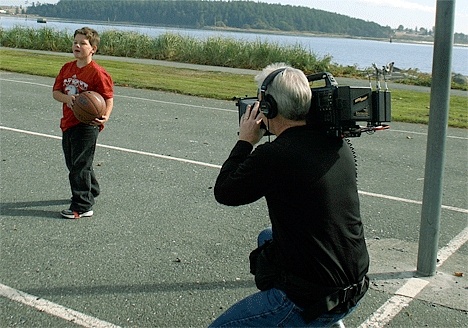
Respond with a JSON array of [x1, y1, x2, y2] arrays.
[[203, 26, 468, 48], [2, 13, 467, 48]]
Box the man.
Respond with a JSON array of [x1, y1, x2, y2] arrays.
[[211, 63, 369, 327]]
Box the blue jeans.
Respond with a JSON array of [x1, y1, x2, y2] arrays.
[[209, 288, 351, 327], [209, 228, 353, 327]]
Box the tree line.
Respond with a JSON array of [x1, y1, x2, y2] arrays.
[[27, 0, 393, 38]]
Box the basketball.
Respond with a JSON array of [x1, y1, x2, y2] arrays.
[[72, 91, 106, 124]]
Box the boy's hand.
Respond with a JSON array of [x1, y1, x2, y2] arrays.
[[92, 115, 108, 126], [66, 94, 76, 109]]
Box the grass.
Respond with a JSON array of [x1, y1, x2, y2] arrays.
[[0, 49, 255, 99], [391, 91, 467, 127], [0, 48, 466, 128], [0, 27, 333, 73]]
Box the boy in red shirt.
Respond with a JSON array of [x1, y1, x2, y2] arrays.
[[53, 27, 114, 219]]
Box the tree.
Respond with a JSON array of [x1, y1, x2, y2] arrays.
[[25, 0, 398, 38]]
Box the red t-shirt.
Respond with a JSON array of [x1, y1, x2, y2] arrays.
[[53, 60, 114, 132]]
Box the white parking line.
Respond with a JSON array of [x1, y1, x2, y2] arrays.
[[0, 78, 466, 137], [390, 129, 468, 140], [2, 125, 466, 215], [1, 120, 467, 327], [359, 278, 430, 328], [0, 77, 236, 113], [436, 225, 468, 267], [359, 226, 468, 328], [0, 283, 121, 328], [359, 190, 468, 214]]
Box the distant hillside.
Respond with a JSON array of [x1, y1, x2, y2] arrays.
[[27, 0, 393, 39]]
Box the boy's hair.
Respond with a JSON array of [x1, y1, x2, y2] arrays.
[[255, 63, 311, 121], [74, 27, 100, 48]]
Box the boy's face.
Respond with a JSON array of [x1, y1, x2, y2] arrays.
[[72, 34, 96, 60]]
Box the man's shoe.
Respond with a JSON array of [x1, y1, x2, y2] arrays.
[[331, 320, 345, 328], [60, 209, 93, 219]]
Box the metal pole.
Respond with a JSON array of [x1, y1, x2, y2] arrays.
[[416, 0, 456, 276]]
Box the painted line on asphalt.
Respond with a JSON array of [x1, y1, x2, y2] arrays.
[[97, 142, 223, 169], [436, 225, 468, 267], [0, 126, 468, 328], [2, 74, 467, 327], [359, 226, 468, 328], [1, 229, 465, 328], [0, 126, 221, 168], [359, 190, 468, 214], [0, 126, 62, 140], [2, 126, 466, 215], [0, 283, 121, 328], [0, 78, 236, 113], [390, 129, 468, 140], [359, 278, 429, 328], [116, 94, 236, 112], [1, 77, 467, 139]]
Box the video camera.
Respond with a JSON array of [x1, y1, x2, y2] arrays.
[[235, 70, 391, 138]]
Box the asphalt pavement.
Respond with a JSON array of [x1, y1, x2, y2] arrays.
[[0, 67, 467, 328]]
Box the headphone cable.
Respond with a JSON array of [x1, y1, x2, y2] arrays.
[[267, 119, 271, 142]]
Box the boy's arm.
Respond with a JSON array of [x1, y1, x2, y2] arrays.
[[52, 90, 75, 109]]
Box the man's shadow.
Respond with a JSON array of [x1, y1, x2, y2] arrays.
[[0, 199, 70, 219]]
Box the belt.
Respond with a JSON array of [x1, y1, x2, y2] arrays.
[[301, 275, 369, 323], [339, 275, 368, 304]]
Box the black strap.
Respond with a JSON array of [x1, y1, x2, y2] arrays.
[[300, 275, 369, 323]]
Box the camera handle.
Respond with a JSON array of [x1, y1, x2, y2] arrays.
[[307, 72, 338, 87]]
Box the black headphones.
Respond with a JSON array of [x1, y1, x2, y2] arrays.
[[259, 68, 286, 119]]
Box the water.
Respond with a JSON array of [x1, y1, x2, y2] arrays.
[[1, 16, 467, 75]]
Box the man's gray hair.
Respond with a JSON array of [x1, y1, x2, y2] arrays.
[[255, 63, 312, 121]]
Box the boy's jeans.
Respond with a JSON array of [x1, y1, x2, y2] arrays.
[[62, 124, 100, 212], [209, 228, 353, 327]]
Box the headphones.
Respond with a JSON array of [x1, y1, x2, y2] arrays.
[[259, 68, 286, 119]]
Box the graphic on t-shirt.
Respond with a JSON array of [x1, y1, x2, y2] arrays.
[[65, 84, 78, 95], [63, 74, 89, 95]]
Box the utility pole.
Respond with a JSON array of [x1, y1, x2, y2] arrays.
[[416, 0, 456, 276]]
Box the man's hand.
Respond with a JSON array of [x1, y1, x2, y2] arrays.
[[238, 101, 265, 145]]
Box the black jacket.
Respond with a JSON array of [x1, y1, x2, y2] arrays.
[[214, 125, 369, 307]]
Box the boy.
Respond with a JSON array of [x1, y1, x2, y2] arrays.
[[53, 27, 114, 219]]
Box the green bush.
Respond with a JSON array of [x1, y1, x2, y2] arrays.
[[1, 26, 466, 90], [0, 26, 345, 74]]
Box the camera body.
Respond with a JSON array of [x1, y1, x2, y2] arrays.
[[306, 72, 391, 137], [235, 96, 271, 133], [235, 71, 391, 138]]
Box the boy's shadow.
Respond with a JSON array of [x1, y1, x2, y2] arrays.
[[0, 199, 70, 219]]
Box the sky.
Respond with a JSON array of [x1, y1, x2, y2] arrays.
[[1, 0, 467, 34]]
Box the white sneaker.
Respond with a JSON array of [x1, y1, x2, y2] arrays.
[[331, 320, 345, 328], [60, 209, 93, 219]]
